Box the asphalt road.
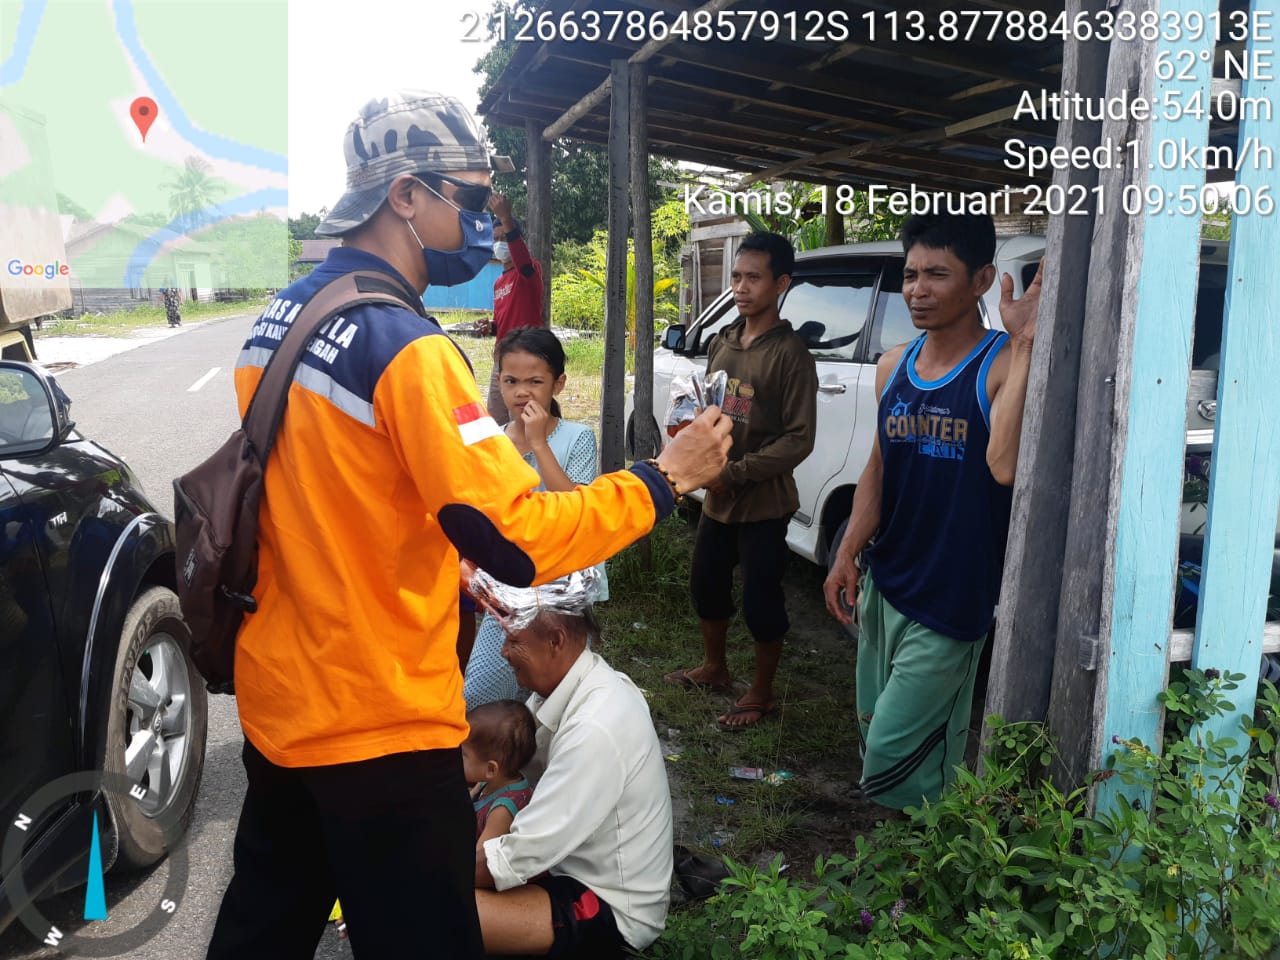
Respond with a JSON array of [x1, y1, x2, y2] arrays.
[[0, 315, 352, 960]]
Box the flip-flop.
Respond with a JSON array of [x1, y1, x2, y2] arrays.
[[663, 668, 731, 693], [674, 844, 731, 900], [717, 701, 779, 731]]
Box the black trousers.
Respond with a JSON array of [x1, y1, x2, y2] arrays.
[[207, 739, 484, 960], [689, 514, 791, 643]]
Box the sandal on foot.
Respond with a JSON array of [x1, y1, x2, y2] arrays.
[[663, 668, 731, 693], [717, 701, 779, 731]]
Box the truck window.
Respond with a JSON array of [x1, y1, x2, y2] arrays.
[[870, 260, 917, 361], [779, 271, 879, 361], [691, 296, 737, 356]]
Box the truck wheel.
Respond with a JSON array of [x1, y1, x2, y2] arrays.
[[102, 586, 208, 870]]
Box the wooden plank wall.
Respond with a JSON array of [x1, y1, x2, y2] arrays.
[[982, 0, 1109, 761], [1094, 0, 1218, 814], [1187, 0, 1280, 801]]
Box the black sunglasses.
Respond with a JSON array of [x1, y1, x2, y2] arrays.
[[416, 171, 492, 212]]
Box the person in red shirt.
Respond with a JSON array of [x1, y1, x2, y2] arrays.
[[482, 191, 544, 424]]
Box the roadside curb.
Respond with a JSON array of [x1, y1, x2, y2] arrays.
[[33, 313, 255, 371]]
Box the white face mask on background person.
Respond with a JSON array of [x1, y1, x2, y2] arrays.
[[493, 241, 510, 263]]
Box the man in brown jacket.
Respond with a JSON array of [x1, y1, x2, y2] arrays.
[[665, 232, 818, 729]]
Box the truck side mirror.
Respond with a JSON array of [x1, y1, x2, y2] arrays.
[[0, 361, 73, 457], [662, 325, 687, 352]]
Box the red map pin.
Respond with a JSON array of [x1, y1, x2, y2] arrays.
[[130, 97, 158, 142]]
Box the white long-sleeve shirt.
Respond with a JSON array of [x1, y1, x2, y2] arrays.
[[483, 649, 674, 949]]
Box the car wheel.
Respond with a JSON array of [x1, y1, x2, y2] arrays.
[[827, 518, 857, 639], [102, 586, 208, 870]]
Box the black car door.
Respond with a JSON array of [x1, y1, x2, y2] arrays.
[[0, 464, 75, 834]]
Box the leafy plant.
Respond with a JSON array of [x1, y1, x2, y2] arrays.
[[551, 229, 681, 341], [652, 673, 1280, 959], [164, 156, 225, 233], [714, 181, 907, 251]]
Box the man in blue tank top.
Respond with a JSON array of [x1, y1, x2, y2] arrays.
[[822, 213, 1043, 811]]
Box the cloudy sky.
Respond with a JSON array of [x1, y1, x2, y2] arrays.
[[287, 3, 496, 216]]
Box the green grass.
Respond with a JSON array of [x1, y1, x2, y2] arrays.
[[34, 298, 267, 338]]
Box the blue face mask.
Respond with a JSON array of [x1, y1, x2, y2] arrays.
[[406, 177, 494, 287]]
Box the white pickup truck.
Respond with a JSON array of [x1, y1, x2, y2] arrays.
[[632, 235, 1047, 565]]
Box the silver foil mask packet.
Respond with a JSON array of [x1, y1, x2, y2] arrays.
[[466, 566, 601, 632], [663, 369, 728, 435]]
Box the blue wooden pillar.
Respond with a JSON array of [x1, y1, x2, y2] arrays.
[[1189, 0, 1280, 789], [1095, 0, 1217, 813]]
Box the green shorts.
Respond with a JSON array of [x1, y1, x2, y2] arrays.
[[855, 572, 986, 811]]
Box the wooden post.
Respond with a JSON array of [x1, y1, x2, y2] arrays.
[[1042, 1, 1165, 787], [1185, 0, 1280, 800], [824, 186, 843, 246], [1093, 0, 1217, 814], [630, 62, 660, 463], [600, 60, 631, 473], [525, 118, 553, 326], [981, 0, 1108, 757]]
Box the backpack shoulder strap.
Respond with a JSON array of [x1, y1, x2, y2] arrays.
[[243, 270, 425, 459]]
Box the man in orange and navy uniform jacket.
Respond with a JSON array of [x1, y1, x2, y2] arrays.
[[206, 91, 730, 960]]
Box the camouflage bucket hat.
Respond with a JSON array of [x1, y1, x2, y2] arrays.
[[316, 90, 514, 237]]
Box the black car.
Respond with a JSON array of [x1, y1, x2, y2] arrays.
[[0, 360, 207, 933]]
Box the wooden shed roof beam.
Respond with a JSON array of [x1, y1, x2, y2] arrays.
[[652, 75, 904, 133], [734, 102, 1025, 187], [653, 46, 956, 120], [541, 0, 742, 141]]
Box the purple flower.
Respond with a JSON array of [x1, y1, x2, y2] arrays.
[[1112, 735, 1120, 744], [1265, 792, 1279, 810], [860, 909, 874, 930], [891, 899, 905, 921], [1205, 668, 1221, 680]]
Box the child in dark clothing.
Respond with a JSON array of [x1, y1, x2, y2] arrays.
[[463, 699, 537, 842]]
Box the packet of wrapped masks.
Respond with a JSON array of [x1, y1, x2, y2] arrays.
[[663, 369, 728, 438], [465, 566, 601, 633]]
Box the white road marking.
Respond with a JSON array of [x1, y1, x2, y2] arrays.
[[188, 367, 221, 392]]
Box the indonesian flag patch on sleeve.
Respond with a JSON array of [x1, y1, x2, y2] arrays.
[[454, 402, 503, 446]]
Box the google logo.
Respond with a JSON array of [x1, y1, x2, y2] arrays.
[[7, 258, 70, 280]]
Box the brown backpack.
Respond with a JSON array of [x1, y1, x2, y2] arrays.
[[173, 270, 426, 693]]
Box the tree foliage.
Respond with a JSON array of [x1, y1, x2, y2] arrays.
[[164, 156, 224, 232], [57, 192, 93, 220], [289, 212, 321, 240], [472, 0, 677, 245], [551, 195, 688, 335], [728, 181, 906, 250]]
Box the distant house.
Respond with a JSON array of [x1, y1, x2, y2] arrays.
[[63, 219, 218, 315], [296, 238, 341, 267]]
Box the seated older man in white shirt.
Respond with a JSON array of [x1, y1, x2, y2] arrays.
[[470, 569, 673, 958]]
